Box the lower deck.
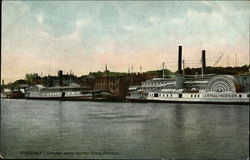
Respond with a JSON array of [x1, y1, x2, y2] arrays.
[[127, 92, 250, 105]]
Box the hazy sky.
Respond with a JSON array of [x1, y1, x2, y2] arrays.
[[2, 1, 250, 83]]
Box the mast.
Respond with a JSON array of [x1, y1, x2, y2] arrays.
[[70, 69, 72, 84], [49, 64, 50, 76], [130, 65, 133, 86], [41, 72, 43, 85], [106, 64, 108, 90], [235, 53, 238, 67], [162, 62, 165, 79]]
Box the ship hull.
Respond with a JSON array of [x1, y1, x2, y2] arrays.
[[126, 98, 249, 105], [126, 92, 250, 105]]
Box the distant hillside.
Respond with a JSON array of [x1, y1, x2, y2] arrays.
[[88, 68, 174, 78], [145, 69, 174, 77], [183, 65, 250, 75], [88, 71, 129, 77]]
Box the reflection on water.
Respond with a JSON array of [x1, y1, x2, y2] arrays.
[[1, 99, 249, 159]]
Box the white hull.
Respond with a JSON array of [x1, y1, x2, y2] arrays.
[[127, 92, 250, 104], [27, 91, 93, 100]]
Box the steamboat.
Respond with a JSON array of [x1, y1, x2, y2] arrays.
[[25, 84, 110, 101], [126, 46, 250, 104], [25, 71, 110, 100]]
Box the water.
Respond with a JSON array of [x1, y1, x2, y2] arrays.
[[1, 99, 249, 159]]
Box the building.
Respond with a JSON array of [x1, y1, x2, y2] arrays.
[[41, 71, 78, 87], [94, 73, 147, 98]]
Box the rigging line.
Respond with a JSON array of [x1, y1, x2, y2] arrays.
[[213, 53, 224, 67]]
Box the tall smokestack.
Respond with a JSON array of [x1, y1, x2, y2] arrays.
[[202, 50, 206, 69], [178, 46, 182, 74], [58, 70, 63, 86], [176, 46, 183, 89]]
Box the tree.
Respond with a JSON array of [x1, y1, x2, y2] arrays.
[[25, 73, 39, 85]]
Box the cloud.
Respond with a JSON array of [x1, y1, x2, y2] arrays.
[[187, 9, 210, 18], [148, 16, 161, 25], [37, 17, 91, 42], [123, 25, 137, 31], [37, 12, 44, 24], [17, 1, 31, 14], [76, 18, 90, 27], [170, 18, 185, 25]]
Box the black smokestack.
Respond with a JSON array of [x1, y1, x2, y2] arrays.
[[202, 50, 206, 69], [58, 70, 63, 86], [178, 46, 182, 74]]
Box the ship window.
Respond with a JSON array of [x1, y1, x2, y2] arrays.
[[179, 94, 182, 98], [239, 94, 242, 98], [247, 94, 250, 98], [198, 95, 199, 97], [194, 95, 196, 97], [171, 94, 172, 97], [154, 93, 158, 97], [191, 95, 193, 97]]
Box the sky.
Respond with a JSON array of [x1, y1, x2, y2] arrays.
[[2, 1, 250, 83]]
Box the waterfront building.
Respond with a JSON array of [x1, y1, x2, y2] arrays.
[[94, 73, 148, 98]]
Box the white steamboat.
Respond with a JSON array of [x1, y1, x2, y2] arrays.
[[127, 46, 250, 105]]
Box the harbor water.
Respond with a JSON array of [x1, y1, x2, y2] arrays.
[[1, 99, 249, 159]]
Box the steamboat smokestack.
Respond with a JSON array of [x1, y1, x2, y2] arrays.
[[58, 70, 63, 86], [202, 50, 206, 69], [178, 45, 182, 74], [176, 45, 183, 89]]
